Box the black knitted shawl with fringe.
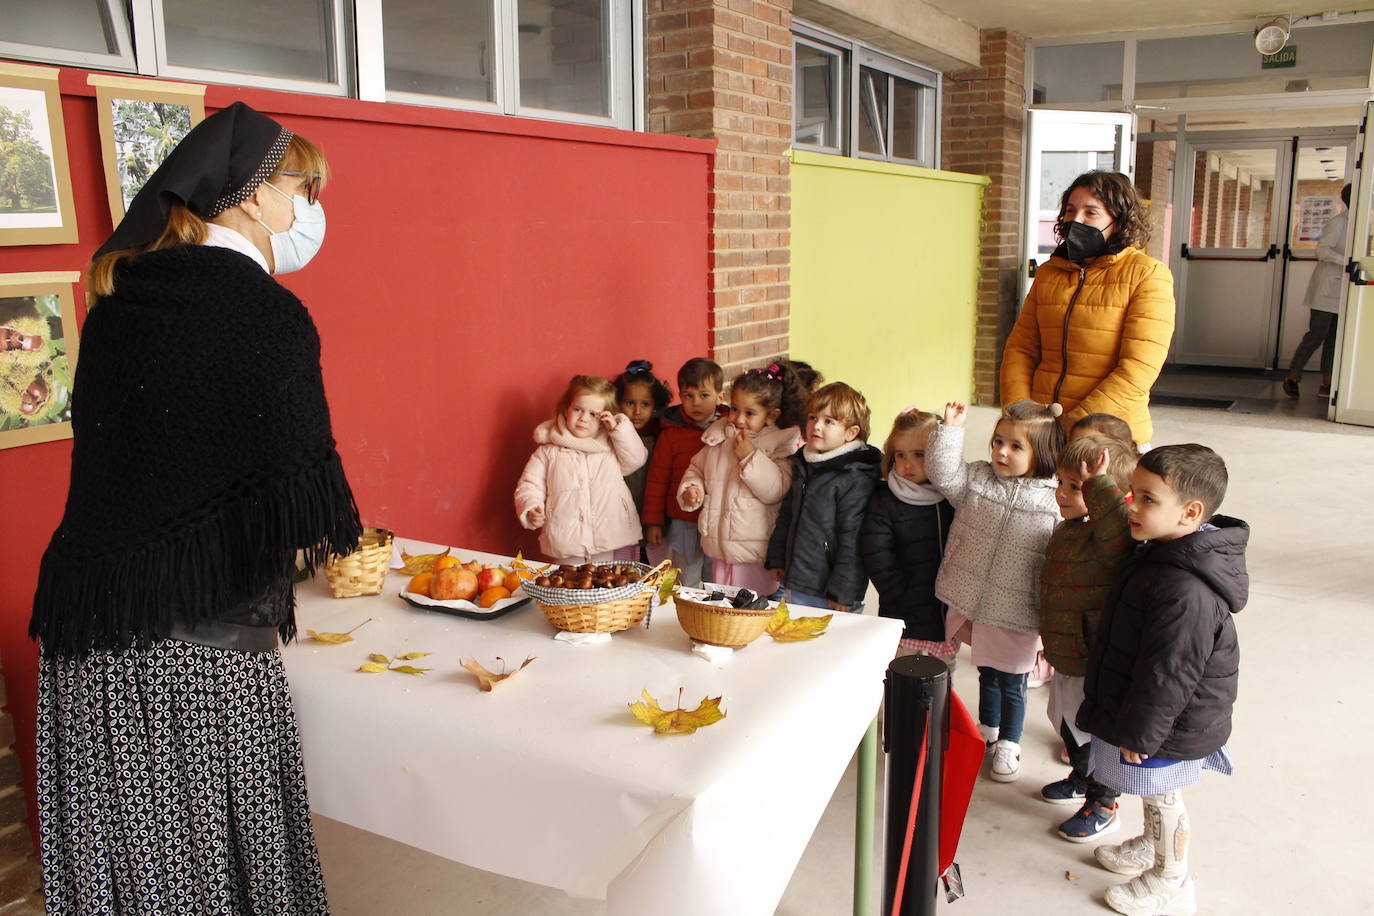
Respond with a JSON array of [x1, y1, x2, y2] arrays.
[[30, 244, 362, 656]]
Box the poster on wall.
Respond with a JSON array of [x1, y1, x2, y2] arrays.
[[0, 272, 81, 450], [1297, 195, 1338, 245], [90, 74, 206, 224], [0, 63, 78, 247]]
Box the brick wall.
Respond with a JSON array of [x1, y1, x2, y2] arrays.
[[645, 0, 794, 379], [0, 670, 40, 913], [1134, 140, 1174, 262], [941, 28, 1024, 405]]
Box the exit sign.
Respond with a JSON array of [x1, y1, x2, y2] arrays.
[[1262, 46, 1298, 68]]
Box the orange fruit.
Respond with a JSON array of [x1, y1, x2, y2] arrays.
[[432, 555, 460, 572], [502, 571, 521, 592], [478, 586, 511, 608], [407, 572, 433, 596]]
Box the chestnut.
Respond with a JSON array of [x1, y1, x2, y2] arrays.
[[535, 576, 551, 587]]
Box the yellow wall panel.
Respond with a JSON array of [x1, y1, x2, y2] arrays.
[[788, 150, 988, 445]]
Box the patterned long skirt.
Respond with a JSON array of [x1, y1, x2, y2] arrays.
[[37, 639, 331, 915]]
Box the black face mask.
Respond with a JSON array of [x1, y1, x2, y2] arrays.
[[1056, 220, 1112, 263]]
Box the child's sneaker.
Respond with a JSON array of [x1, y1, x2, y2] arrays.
[[1094, 834, 1156, 876], [1056, 801, 1119, 842], [1039, 774, 1087, 804], [1104, 869, 1197, 916], [989, 740, 1021, 782]]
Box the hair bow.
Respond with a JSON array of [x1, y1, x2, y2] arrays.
[[626, 359, 652, 375]]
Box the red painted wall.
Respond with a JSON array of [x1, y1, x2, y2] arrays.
[[1, 68, 713, 838]]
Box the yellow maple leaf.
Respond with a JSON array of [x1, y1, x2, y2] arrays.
[[462, 656, 536, 692], [628, 688, 726, 735], [396, 547, 452, 576], [358, 662, 389, 673], [765, 602, 832, 641]]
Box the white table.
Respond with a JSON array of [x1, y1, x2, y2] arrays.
[[284, 541, 901, 916]]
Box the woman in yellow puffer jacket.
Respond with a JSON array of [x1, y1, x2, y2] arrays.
[[1001, 171, 1175, 445]]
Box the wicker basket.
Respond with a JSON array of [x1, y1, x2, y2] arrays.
[[527, 560, 670, 634], [323, 527, 394, 598], [674, 594, 775, 648]]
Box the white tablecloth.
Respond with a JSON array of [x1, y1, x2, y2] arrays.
[[284, 542, 901, 916]]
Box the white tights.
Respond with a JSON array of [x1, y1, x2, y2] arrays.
[[1143, 790, 1189, 879]]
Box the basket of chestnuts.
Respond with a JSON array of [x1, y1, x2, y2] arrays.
[[521, 559, 672, 633]]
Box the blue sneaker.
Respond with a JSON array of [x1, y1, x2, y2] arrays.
[[1040, 774, 1088, 805], [1057, 802, 1119, 843]]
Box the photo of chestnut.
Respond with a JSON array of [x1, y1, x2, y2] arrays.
[[0, 274, 80, 451]]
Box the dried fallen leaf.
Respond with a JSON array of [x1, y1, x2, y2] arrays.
[[368, 653, 391, 665], [390, 665, 431, 676], [628, 688, 726, 735], [358, 662, 389, 673], [306, 618, 373, 645], [462, 656, 536, 692], [1065, 871, 1079, 882], [396, 652, 431, 661], [397, 548, 452, 576], [765, 602, 832, 641], [510, 552, 551, 581], [656, 568, 679, 604]]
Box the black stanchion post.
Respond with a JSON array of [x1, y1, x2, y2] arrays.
[[882, 655, 950, 916]]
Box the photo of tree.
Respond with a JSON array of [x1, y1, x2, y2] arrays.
[[0, 87, 59, 225], [111, 98, 193, 210]]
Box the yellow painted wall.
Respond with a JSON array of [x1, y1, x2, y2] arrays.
[[788, 150, 987, 444]]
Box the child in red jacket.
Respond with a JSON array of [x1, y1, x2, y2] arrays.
[[641, 358, 724, 585]]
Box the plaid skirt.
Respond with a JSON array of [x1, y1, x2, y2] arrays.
[[37, 639, 330, 916]]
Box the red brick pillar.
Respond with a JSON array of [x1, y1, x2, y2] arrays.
[[941, 28, 1024, 405], [1205, 167, 1222, 246], [1235, 177, 1253, 247], [1219, 173, 1239, 247], [1190, 152, 1209, 246], [0, 670, 40, 912], [645, 0, 793, 378], [1135, 140, 1173, 262]]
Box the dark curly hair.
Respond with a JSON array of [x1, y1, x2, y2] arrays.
[[1055, 170, 1150, 251]]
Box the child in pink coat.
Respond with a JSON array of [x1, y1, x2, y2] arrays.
[[514, 375, 648, 565], [678, 362, 806, 596]]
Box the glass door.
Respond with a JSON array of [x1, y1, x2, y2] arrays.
[[1172, 140, 1292, 367], [1331, 102, 1374, 426], [1021, 110, 1135, 302]]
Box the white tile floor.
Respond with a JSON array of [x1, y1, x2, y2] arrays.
[[315, 388, 1374, 915]]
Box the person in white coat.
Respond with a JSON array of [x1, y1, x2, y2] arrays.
[[1285, 183, 1350, 399]]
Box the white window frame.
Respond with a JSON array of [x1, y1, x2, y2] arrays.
[[0, 0, 137, 72], [791, 19, 941, 169], [367, 0, 639, 131], [4, 0, 642, 131], [793, 34, 845, 154]]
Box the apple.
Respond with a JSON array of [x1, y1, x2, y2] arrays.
[[432, 568, 479, 601], [476, 566, 505, 592]]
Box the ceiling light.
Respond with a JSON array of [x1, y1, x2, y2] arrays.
[[1255, 15, 1291, 55]]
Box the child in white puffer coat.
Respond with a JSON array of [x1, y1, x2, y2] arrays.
[[927, 399, 1065, 784]]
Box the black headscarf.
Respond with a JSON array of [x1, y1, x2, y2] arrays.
[[95, 101, 292, 258]]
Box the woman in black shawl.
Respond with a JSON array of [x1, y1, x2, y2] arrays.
[[31, 102, 361, 915]]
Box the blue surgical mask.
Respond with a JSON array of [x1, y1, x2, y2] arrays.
[[256, 182, 326, 274]]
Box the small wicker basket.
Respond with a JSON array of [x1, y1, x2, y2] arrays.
[[524, 560, 671, 634], [675, 594, 775, 648], [323, 527, 394, 598]]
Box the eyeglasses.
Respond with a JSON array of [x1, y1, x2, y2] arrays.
[[276, 170, 322, 205]]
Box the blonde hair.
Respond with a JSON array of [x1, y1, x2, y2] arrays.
[[808, 382, 871, 441], [881, 408, 939, 477], [555, 374, 617, 420], [85, 134, 329, 302], [1059, 434, 1137, 492]]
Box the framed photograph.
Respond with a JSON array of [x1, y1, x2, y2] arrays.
[[0, 63, 78, 246], [90, 74, 205, 224], [0, 272, 81, 450]]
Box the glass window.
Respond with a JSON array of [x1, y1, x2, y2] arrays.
[[1188, 147, 1279, 248], [857, 66, 888, 157], [0, 0, 120, 55], [161, 0, 337, 84], [383, 0, 495, 103], [1138, 23, 1374, 101], [517, 0, 609, 117], [795, 41, 841, 150], [890, 75, 924, 162], [1031, 42, 1124, 104]]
